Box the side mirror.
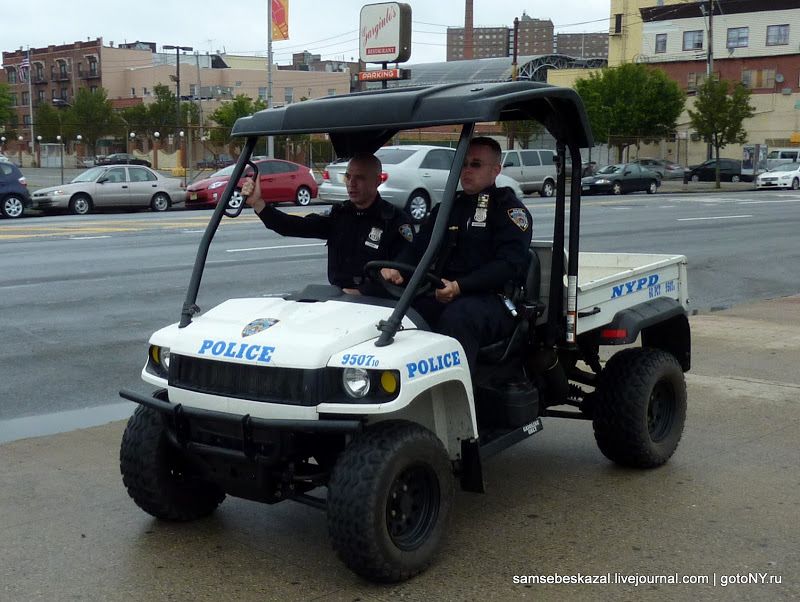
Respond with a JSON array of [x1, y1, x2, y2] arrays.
[[624, 170, 631, 176], [503, 161, 513, 168], [97, 177, 108, 184]]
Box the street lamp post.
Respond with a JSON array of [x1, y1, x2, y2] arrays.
[[17, 135, 24, 166], [36, 135, 42, 168], [179, 130, 186, 186], [129, 131, 136, 157], [76, 134, 82, 167], [153, 131, 160, 170], [162, 44, 194, 133], [0, 136, 6, 155], [56, 134, 64, 184]]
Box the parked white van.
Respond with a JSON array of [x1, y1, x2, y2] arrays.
[[765, 147, 800, 170], [500, 148, 558, 197]]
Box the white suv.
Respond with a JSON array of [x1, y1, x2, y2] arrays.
[[501, 148, 558, 197]]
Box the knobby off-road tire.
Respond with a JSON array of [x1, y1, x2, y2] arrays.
[[120, 405, 225, 521], [592, 348, 687, 468], [327, 421, 454, 583]]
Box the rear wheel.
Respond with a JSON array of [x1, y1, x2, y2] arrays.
[[731, 174, 741, 183], [792, 178, 799, 190], [150, 192, 171, 212], [539, 179, 555, 197], [120, 405, 225, 521], [405, 190, 430, 223], [69, 194, 92, 215], [327, 421, 454, 583], [592, 348, 687, 468], [294, 185, 312, 206], [646, 180, 658, 194], [1, 194, 26, 218]]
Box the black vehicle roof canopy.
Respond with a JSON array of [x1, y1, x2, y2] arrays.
[[231, 81, 593, 157]]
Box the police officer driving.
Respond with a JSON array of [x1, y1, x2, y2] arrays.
[[242, 153, 414, 295], [381, 136, 533, 373]]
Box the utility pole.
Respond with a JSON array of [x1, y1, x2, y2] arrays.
[[163, 45, 194, 133], [706, 0, 713, 159], [267, 6, 274, 158]]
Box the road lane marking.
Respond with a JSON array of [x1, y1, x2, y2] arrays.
[[226, 242, 326, 253], [737, 199, 800, 205], [70, 235, 111, 240], [677, 214, 753, 221]]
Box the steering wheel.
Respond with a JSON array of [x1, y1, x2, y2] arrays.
[[224, 160, 259, 218], [364, 261, 444, 299]]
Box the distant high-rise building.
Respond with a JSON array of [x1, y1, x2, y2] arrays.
[[555, 33, 609, 58], [516, 13, 554, 57]]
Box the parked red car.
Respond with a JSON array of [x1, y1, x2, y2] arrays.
[[186, 159, 318, 209]]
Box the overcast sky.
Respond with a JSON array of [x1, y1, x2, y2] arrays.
[[3, 0, 611, 65]]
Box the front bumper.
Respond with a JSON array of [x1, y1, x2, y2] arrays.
[[30, 195, 68, 209]]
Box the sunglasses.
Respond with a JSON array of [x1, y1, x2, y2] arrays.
[[462, 160, 486, 169]]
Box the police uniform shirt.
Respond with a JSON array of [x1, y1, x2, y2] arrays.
[[401, 184, 532, 294], [256, 195, 414, 292]]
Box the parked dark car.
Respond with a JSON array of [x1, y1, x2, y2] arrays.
[[633, 158, 689, 180], [197, 154, 235, 169], [0, 161, 32, 219], [95, 153, 152, 168], [581, 162, 661, 195], [687, 158, 744, 182]]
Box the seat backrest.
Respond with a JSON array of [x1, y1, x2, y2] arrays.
[[529, 241, 565, 325]]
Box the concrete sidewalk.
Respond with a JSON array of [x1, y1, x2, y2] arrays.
[[2, 297, 799, 601]]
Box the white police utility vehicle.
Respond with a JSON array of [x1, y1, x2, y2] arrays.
[[119, 82, 691, 583]]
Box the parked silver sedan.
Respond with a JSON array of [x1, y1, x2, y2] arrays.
[[319, 145, 523, 223], [31, 165, 186, 214]]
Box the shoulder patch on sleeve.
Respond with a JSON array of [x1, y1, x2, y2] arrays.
[[507, 207, 530, 232], [399, 223, 414, 242]]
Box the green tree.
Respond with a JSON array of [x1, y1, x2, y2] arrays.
[[0, 83, 14, 129], [575, 63, 685, 161], [500, 119, 544, 149], [207, 95, 266, 148], [34, 102, 63, 141], [688, 77, 755, 187], [65, 87, 117, 155]]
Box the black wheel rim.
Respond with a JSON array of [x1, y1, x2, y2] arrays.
[[386, 463, 440, 551], [648, 380, 676, 441]]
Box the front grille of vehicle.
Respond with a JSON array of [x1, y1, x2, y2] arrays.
[[169, 354, 339, 406]]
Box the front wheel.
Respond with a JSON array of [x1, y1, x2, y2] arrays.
[[327, 421, 454, 583], [612, 181, 623, 195], [691, 174, 700, 182], [294, 185, 312, 206], [150, 192, 171, 212], [405, 190, 430, 223], [1, 194, 26, 218], [120, 405, 226, 521], [69, 194, 92, 215], [592, 348, 687, 468]]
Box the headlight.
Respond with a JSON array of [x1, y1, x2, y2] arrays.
[[779, 175, 790, 180], [342, 367, 370, 398], [52, 189, 66, 196], [208, 181, 226, 190], [595, 178, 610, 184], [147, 345, 171, 378]]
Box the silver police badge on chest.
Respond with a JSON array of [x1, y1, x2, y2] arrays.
[[471, 193, 490, 227], [365, 227, 383, 249]]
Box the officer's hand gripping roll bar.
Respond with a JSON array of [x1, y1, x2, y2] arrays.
[[224, 160, 259, 218]]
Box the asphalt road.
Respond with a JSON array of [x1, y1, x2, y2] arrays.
[[1, 189, 799, 424]]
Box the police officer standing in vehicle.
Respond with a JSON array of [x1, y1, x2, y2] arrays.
[[242, 153, 414, 295], [381, 136, 533, 373]]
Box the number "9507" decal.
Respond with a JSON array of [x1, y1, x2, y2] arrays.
[[341, 353, 379, 368]]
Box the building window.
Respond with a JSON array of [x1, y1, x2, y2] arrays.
[[142, 87, 149, 96], [90, 85, 98, 92], [131, 87, 136, 97], [683, 30, 703, 50], [257, 87, 267, 101], [37, 90, 45, 103], [7, 68, 17, 84], [59, 61, 68, 78], [741, 69, 775, 89], [50, 65, 56, 80], [23, 114, 31, 126], [52, 89, 58, 99], [614, 14, 623, 34], [77, 62, 83, 77], [727, 27, 749, 48], [10, 93, 17, 106], [655, 34, 667, 53], [22, 91, 29, 105], [687, 72, 707, 91], [327, 88, 336, 96], [35, 64, 43, 81], [88, 57, 98, 76], [61, 87, 68, 100], [284, 87, 294, 104], [766, 24, 789, 46]]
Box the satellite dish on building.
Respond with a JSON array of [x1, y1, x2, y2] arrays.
[[775, 73, 785, 83]]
